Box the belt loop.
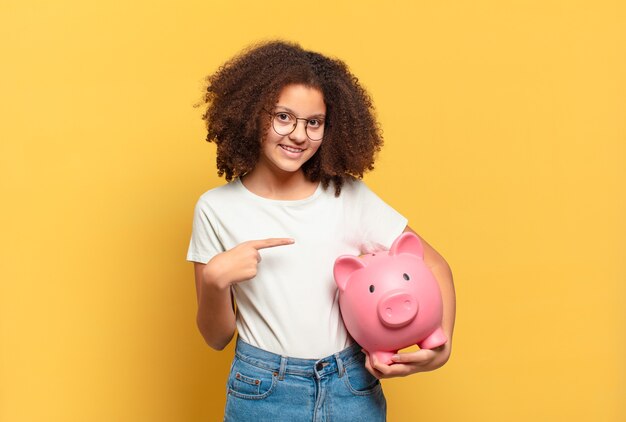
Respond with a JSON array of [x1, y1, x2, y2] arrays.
[[278, 356, 287, 381], [335, 353, 345, 378]]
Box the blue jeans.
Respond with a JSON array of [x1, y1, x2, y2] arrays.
[[224, 338, 387, 421]]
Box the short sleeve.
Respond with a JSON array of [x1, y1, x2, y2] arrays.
[[186, 197, 225, 264], [352, 181, 408, 254]]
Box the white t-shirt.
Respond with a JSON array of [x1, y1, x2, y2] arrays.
[[187, 178, 408, 358]]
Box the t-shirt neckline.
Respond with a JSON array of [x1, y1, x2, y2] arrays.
[[235, 178, 323, 205]]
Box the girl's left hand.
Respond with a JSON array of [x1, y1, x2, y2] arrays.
[[363, 343, 452, 379]]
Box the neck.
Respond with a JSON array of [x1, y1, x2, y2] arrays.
[[242, 167, 317, 200]]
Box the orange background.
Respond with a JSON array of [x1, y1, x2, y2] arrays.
[[1, 0, 625, 420]]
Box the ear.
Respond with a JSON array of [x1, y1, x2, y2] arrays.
[[389, 232, 424, 259], [333, 256, 366, 291]]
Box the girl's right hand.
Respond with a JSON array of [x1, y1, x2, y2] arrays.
[[203, 238, 295, 289]]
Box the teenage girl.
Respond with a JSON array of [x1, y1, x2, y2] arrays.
[[187, 40, 456, 422]]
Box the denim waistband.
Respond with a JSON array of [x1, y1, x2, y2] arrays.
[[234, 337, 363, 379]]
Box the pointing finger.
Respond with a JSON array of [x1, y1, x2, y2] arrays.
[[249, 238, 295, 250]]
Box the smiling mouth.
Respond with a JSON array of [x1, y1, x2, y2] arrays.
[[279, 144, 305, 153]]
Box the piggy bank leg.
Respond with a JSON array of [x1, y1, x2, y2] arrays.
[[418, 327, 448, 350], [371, 351, 395, 365]]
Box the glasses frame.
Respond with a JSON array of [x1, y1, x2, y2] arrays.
[[265, 110, 325, 141]]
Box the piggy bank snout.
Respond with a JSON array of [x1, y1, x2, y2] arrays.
[[377, 291, 418, 328]]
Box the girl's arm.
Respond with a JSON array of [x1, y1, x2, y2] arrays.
[[364, 225, 456, 378], [194, 261, 236, 351], [194, 238, 295, 351]]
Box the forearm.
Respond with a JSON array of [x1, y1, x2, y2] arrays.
[[429, 258, 456, 340], [195, 263, 237, 350]]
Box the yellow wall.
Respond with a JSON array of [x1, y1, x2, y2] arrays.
[[1, 0, 624, 420]]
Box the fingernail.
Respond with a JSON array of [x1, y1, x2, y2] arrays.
[[391, 354, 400, 361]]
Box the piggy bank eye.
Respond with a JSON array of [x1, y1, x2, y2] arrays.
[[403, 273, 411, 281], [369, 284, 375, 293]]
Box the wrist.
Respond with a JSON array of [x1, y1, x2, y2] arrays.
[[202, 259, 231, 291]]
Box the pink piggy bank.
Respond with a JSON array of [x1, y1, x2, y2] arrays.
[[334, 232, 447, 364]]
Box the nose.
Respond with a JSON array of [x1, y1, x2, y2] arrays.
[[377, 291, 418, 328], [288, 120, 308, 144]]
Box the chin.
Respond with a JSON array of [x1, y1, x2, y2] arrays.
[[275, 161, 307, 173], [271, 155, 311, 173]]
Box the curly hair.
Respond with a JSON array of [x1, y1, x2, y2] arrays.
[[198, 40, 383, 196]]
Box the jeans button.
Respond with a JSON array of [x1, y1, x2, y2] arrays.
[[316, 362, 323, 371]]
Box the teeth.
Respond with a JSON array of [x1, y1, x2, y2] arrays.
[[281, 145, 304, 153]]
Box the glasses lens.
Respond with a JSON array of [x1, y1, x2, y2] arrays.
[[272, 112, 296, 136], [306, 123, 324, 141]]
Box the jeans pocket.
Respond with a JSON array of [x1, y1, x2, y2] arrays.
[[342, 354, 382, 396], [227, 357, 277, 400]]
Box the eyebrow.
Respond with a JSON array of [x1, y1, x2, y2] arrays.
[[274, 106, 326, 119]]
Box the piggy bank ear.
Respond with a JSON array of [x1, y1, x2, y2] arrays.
[[334, 256, 366, 291], [389, 232, 424, 258]]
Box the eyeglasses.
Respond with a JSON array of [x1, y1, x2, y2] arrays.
[[267, 110, 325, 141]]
